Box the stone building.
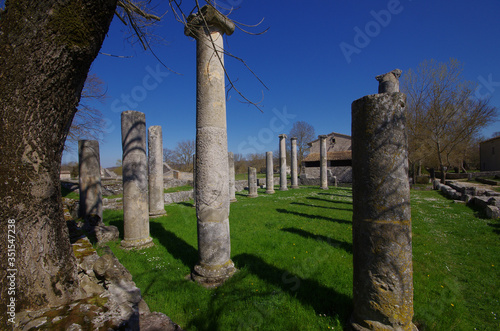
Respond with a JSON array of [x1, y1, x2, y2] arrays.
[[301, 132, 352, 183], [480, 136, 500, 171]]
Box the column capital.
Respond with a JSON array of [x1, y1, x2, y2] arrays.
[[375, 69, 402, 93], [279, 134, 287, 139], [290, 137, 298, 141], [318, 134, 328, 140], [185, 5, 235, 38]]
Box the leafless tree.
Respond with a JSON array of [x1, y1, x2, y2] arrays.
[[164, 140, 195, 171], [288, 121, 316, 167], [401, 58, 498, 175]]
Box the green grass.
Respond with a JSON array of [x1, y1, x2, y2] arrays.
[[61, 186, 80, 200], [164, 185, 193, 193], [102, 187, 500, 330]]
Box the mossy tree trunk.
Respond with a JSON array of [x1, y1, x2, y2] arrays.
[[0, 0, 117, 321]]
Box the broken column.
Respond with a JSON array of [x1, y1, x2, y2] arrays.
[[228, 152, 237, 202], [319, 135, 328, 190], [351, 69, 416, 330], [248, 167, 258, 198], [121, 110, 153, 249], [78, 140, 103, 223], [279, 134, 288, 191], [290, 137, 299, 189], [148, 126, 166, 217], [265, 151, 275, 194], [185, 5, 236, 286]]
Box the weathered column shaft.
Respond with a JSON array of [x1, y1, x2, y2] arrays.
[[351, 80, 415, 329], [291, 137, 299, 189], [78, 140, 103, 222], [319, 135, 328, 190], [248, 167, 258, 198], [148, 125, 166, 216], [279, 134, 288, 191], [265, 151, 275, 194], [121, 110, 152, 249], [228, 152, 237, 202], [186, 5, 236, 286]]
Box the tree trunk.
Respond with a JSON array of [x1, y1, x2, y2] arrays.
[[0, 0, 117, 321]]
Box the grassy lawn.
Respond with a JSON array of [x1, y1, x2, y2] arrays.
[[164, 185, 193, 193], [102, 187, 500, 330]]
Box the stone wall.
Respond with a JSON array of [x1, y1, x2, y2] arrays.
[[301, 166, 352, 184]]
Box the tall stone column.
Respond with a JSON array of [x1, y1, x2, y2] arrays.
[[78, 140, 103, 223], [319, 135, 328, 190], [248, 167, 258, 198], [290, 137, 299, 189], [148, 126, 166, 217], [279, 134, 288, 191], [228, 152, 237, 202], [351, 69, 416, 330], [185, 5, 236, 287], [192, 153, 196, 207], [121, 110, 153, 250], [265, 151, 275, 194]]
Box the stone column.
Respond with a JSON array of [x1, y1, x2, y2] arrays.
[[319, 135, 328, 190], [265, 151, 275, 194], [148, 126, 166, 217], [185, 5, 236, 287], [78, 140, 103, 223], [228, 152, 237, 202], [248, 167, 258, 198], [279, 134, 288, 191], [192, 154, 196, 207], [290, 137, 299, 189], [121, 110, 153, 250], [351, 69, 416, 330]]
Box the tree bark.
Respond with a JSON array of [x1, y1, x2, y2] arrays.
[[0, 0, 117, 321]]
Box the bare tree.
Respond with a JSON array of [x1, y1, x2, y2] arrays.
[[65, 73, 107, 149], [401, 58, 498, 175], [288, 121, 316, 167], [165, 140, 195, 171]]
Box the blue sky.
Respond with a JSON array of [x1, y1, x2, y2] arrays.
[[61, 0, 500, 167]]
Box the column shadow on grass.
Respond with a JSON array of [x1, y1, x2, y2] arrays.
[[276, 208, 351, 225], [232, 253, 352, 325], [291, 201, 352, 211], [317, 192, 353, 199], [307, 196, 353, 206], [281, 227, 352, 254], [149, 221, 198, 268]]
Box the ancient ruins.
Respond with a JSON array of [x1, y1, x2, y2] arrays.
[[351, 69, 416, 330], [279, 134, 288, 191], [266, 151, 275, 194], [121, 110, 153, 249], [185, 5, 236, 286], [148, 125, 167, 217], [290, 137, 299, 189], [319, 134, 328, 190]]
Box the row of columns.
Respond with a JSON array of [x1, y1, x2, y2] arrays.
[[82, 3, 415, 327]]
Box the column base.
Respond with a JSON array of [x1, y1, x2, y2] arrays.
[[291, 185, 299, 189], [120, 237, 154, 250], [230, 198, 238, 203], [320, 186, 329, 190], [191, 260, 237, 288], [248, 194, 258, 198], [149, 209, 167, 218], [280, 187, 288, 191], [265, 190, 275, 194]]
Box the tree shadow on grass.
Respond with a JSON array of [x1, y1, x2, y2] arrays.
[[276, 208, 351, 225], [307, 196, 353, 206], [281, 227, 352, 254], [291, 201, 352, 211], [233, 253, 352, 326], [149, 221, 198, 269]]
